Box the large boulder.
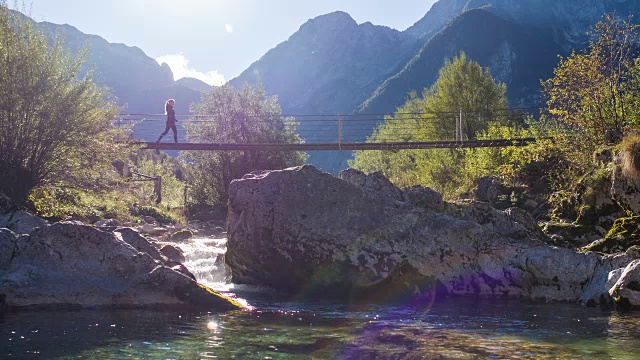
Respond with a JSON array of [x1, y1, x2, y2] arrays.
[[226, 165, 634, 305], [0, 223, 243, 311]]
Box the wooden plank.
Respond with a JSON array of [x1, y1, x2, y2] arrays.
[[141, 138, 537, 151]]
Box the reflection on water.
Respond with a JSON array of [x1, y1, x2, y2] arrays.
[[2, 237, 640, 359], [2, 299, 640, 359]]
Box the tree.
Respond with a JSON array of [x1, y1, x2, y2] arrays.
[[422, 52, 507, 141], [0, 5, 123, 206], [184, 83, 306, 206], [542, 14, 640, 150], [351, 53, 511, 197]]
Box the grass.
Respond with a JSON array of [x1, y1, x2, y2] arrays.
[[29, 180, 185, 225]]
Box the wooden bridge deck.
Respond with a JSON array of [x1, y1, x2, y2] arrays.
[[142, 138, 537, 151]]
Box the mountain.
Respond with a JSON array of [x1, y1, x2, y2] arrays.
[[229, 11, 424, 172], [361, 0, 640, 115], [359, 9, 561, 114], [26, 14, 205, 142], [175, 77, 212, 93], [230, 11, 417, 116], [406, 0, 638, 45]]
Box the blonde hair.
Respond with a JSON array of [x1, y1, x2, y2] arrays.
[[164, 99, 175, 115]]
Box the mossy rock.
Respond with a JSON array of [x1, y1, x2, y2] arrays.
[[175, 283, 245, 311], [542, 221, 593, 248], [580, 216, 640, 253]]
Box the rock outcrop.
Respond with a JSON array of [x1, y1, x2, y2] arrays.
[[226, 165, 639, 307], [0, 222, 243, 311], [612, 165, 640, 216], [0, 211, 48, 235], [610, 259, 640, 309]]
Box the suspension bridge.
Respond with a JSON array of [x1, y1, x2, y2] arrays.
[[117, 107, 542, 151]]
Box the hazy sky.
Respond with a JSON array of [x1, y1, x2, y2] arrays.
[[16, 0, 438, 85]]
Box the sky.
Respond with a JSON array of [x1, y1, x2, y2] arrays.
[[15, 0, 438, 85]]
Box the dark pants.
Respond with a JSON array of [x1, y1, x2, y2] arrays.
[[157, 122, 177, 143]]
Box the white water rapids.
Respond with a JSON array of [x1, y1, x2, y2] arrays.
[[162, 237, 233, 291]]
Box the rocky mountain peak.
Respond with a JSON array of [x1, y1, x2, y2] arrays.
[[296, 11, 358, 37]]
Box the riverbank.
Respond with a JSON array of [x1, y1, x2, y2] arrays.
[[3, 237, 640, 359]]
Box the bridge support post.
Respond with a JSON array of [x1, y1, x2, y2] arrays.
[[338, 116, 343, 150]]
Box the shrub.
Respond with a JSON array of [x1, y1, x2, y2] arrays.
[[619, 134, 640, 181]]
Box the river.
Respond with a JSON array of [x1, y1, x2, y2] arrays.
[[2, 237, 640, 359]]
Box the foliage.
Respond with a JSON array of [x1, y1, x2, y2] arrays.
[[29, 180, 183, 225], [619, 133, 640, 181], [0, 4, 127, 205], [350, 53, 513, 198], [129, 149, 186, 209], [28, 148, 187, 224], [422, 52, 508, 141], [130, 204, 178, 225], [183, 83, 307, 206], [542, 14, 640, 153]]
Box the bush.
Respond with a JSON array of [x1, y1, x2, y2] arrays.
[[619, 134, 640, 182]]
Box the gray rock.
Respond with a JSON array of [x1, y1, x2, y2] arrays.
[[170, 263, 196, 280], [169, 230, 193, 242], [610, 259, 640, 308], [0, 229, 18, 272], [524, 199, 538, 210], [0, 211, 48, 235], [141, 223, 168, 235], [94, 219, 122, 227], [403, 186, 444, 212], [226, 165, 636, 305], [142, 216, 157, 224], [339, 168, 403, 202], [114, 228, 165, 263], [474, 176, 501, 203], [611, 165, 640, 216], [160, 244, 185, 263], [0, 223, 242, 311]]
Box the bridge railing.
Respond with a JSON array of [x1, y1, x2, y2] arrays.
[[114, 107, 542, 150]]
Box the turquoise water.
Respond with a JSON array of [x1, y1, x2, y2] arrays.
[[2, 238, 640, 359]]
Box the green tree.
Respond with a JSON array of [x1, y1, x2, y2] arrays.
[[184, 83, 306, 206], [542, 14, 640, 151], [351, 53, 511, 197], [0, 5, 123, 206], [423, 52, 507, 140]]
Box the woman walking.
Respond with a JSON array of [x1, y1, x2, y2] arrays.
[[156, 98, 178, 143]]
